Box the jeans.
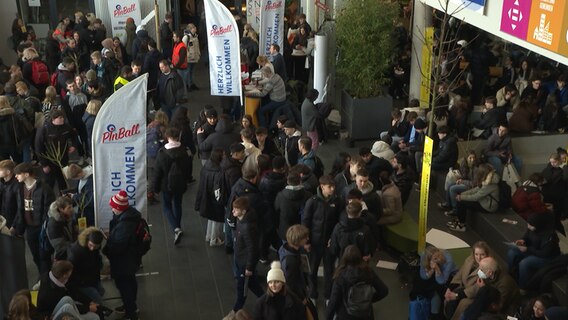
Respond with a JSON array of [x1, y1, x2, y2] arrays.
[[446, 184, 469, 209], [456, 200, 488, 224], [52, 296, 99, 320], [257, 100, 286, 128], [114, 275, 138, 319], [79, 283, 105, 305], [308, 242, 334, 299], [231, 262, 263, 311], [506, 247, 552, 288], [224, 220, 234, 249], [486, 155, 522, 176], [188, 63, 196, 87], [161, 192, 183, 232], [177, 68, 189, 97]]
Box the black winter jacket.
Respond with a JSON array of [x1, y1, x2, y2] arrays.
[[392, 169, 415, 206], [365, 156, 393, 188], [153, 145, 192, 194], [432, 135, 458, 170], [221, 156, 243, 204], [35, 121, 79, 167], [326, 266, 389, 320], [195, 160, 226, 222], [278, 243, 309, 300], [102, 207, 143, 277], [253, 291, 306, 320], [0, 176, 19, 228], [302, 187, 344, 245], [67, 228, 103, 289], [259, 171, 287, 229], [36, 272, 90, 317], [276, 186, 312, 238], [47, 202, 77, 260], [235, 209, 260, 271], [226, 178, 266, 225], [198, 117, 241, 160], [14, 180, 55, 235], [329, 217, 376, 259]]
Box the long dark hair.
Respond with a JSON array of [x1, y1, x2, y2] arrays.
[[333, 245, 369, 279]]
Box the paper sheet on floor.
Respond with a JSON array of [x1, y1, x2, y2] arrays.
[[376, 260, 398, 270], [426, 228, 470, 249]]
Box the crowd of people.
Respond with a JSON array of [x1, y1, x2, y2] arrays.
[[2, 3, 568, 320]]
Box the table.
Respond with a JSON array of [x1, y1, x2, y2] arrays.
[[244, 85, 261, 127]]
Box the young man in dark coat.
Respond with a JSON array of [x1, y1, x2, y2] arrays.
[[152, 127, 192, 245], [194, 107, 218, 164], [102, 190, 144, 320], [275, 172, 312, 240], [198, 114, 241, 162], [35, 109, 80, 190], [258, 156, 288, 259], [278, 224, 310, 300], [47, 196, 77, 261], [329, 200, 377, 261], [302, 175, 344, 301], [0, 160, 20, 229], [156, 59, 184, 119], [283, 120, 302, 166], [359, 146, 393, 189], [225, 197, 264, 319], [142, 39, 163, 95], [432, 126, 458, 171], [12, 162, 55, 277], [67, 227, 105, 305], [342, 168, 383, 221], [391, 153, 415, 206]]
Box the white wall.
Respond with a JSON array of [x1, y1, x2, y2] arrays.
[[421, 0, 568, 66], [94, 0, 168, 40], [0, 1, 20, 65]]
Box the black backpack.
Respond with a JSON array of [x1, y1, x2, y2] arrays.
[[134, 217, 152, 256], [313, 155, 324, 178], [344, 281, 375, 318], [39, 218, 54, 254], [493, 181, 512, 210], [167, 151, 188, 193]]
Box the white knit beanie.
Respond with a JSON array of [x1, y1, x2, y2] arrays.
[[266, 261, 286, 283]]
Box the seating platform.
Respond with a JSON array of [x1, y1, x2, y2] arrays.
[[384, 211, 418, 254]]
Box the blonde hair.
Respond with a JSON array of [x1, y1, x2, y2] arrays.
[[7, 294, 30, 320], [90, 51, 102, 60], [85, 99, 102, 115], [0, 96, 11, 110], [247, 30, 258, 43], [44, 86, 57, 103], [285, 224, 309, 247], [256, 55, 269, 65], [154, 110, 169, 127], [15, 81, 28, 92], [22, 48, 39, 62], [422, 246, 446, 270]]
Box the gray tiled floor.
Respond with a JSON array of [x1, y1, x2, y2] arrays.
[[22, 61, 488, 320]]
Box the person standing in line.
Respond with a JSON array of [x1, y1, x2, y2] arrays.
[[223, 197, 264, 320], [171, 31, 188, 99], [157, 59, 184, 119], [301, 89, 319, 150], [102, 190, 143, 320], [160, 13, 174, 60], [153, 127, 192, 245], [182, 24, 200, 91]]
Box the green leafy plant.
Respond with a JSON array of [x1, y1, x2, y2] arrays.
[[336, 0, 398, 98]]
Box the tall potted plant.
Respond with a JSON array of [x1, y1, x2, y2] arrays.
[[336, 0, 398, 143]]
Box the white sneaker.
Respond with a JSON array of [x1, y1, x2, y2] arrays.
[[174, 228, 183, 245], [209, 238, 225, 247]]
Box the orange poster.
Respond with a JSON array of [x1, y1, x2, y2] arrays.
[[526, 0, 566, 51], [559, 14, 568, 57]]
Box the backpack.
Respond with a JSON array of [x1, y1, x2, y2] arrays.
[[316, 102, 333, 119], [146, 125, 164, 158], [494, 180, 512, 210], [166, 151, 188, 193], [30, 60, 50, 85], [50, 70, 59, 88], [134, 217, 152, 256], [39, 218, 54, 254], [343, 281, 375, 318], [511, 186, 530, 213], [313, 155, 324, 178]]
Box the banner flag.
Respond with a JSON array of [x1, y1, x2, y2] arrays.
[[92, 74, 148, 229], [204, 0, 242, 99], [108, 0, 142, 43], [259, 0, 285, 56], [418, 136, 434, 252]]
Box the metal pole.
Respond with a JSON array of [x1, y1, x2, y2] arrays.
[[155, 0, 161, 51]]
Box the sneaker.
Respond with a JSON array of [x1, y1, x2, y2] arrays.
[[310, 298, 316, 306], [223, 310, 236, 320], [437, 202, 450, 210], [31, 280, 41, 291], [448, 223, 466, 232], [114, 305, 140, 314], [446, 219, 459, 227], [209, 238, 225, 247], [99, 305, 113, 317], [259, 258, 269, 264], [444, 210, 457, 217], [174, 229, 183, 245]]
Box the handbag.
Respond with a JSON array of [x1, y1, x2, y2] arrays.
[[502, 163, 520, 193]]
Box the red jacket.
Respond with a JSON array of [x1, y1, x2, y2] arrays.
[[172, 41, 187, 70], [511, 182, 548, 221]]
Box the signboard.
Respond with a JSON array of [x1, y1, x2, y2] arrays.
[[450, 0, 486, 14], [92, 74, 148, 228], [526, 0, 567, 51], [559, 17, 568, 56], [108, 0, 142, 44], [28, 0, 41, 7], [204, 0, 242, 99], [259, 0, 285, 56], [419, 27, 434, 109], [418, 136, 434, 252], [500, 0, 532, 39], [247, 0, 262, 32]]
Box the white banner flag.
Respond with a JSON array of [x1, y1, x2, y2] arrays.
[[204, 0, 242, 97], [92, 75, 148, 229], [108, 0, 142, 44], [259, 0, 285, 56], [247, 0, 262, 32]]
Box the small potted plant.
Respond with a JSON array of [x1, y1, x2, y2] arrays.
[[335, 0, 398, 143]]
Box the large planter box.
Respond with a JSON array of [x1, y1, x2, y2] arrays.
[[341, 90, 393, 142]]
